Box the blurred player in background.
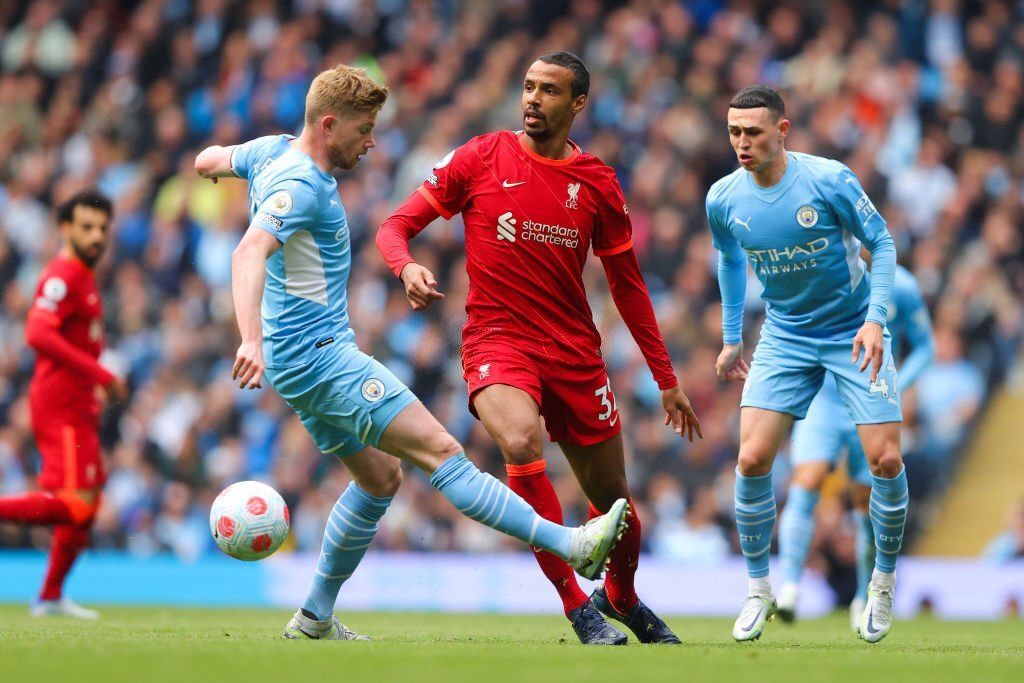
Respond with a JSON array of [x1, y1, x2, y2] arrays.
[[0, 190, 125, 619], [707, 86, 908, 643], [777, 262, 934, 629], [377, 52, 701, 645], [195, 64, 627, 641]]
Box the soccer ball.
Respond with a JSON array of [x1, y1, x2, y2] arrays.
[[210, 481, 290, 561]]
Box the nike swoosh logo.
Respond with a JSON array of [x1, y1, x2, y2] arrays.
[[297, 627, 320, 639], [739, 609, 761, 632], [609, 414, 619, 427], [865, 611, 881, 635], [502, 180, 526, 188]]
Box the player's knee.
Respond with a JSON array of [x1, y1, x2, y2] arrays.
[[871, 447, 903, 478], [362, 462, 403, 498], [59, 491, 100, 525], [497, 431, 543, 465], [737, 449, 772, 477], [428, 429, 463, 460]]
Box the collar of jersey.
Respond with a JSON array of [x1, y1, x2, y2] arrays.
[[515, 130, 581, 166], [282, 135, 334, 181], [744, 151, 800, 203]]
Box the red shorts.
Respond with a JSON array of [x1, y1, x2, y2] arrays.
[[462, 339, 621, 446], [30, 406, 105, 492]]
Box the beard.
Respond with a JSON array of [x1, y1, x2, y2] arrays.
[[72, 242, 103, 268]]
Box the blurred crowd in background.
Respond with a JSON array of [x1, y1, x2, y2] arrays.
[[1, 0, 1022, 601]]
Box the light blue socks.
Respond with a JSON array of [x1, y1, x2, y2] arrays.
[[778, 484, 820, 584], [302, 481, 391, 620], [734, 469, 777, 579], [853, 509, 876, 597], [869, 467, 909, 574], [430, 453, 573, 560]]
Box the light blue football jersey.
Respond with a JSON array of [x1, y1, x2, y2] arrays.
[[231, 135, 352, 368], [707, 152, 894, 340]]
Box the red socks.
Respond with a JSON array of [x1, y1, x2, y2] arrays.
[[506, 461, 589, 616], [0, 492, 75, 525], [40, 524, 92, 601], [589, 499, 641, 613]]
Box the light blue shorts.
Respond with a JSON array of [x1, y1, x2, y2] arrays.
[[789, 375, 873, 485], [741, 324, 903, 425], [265, 334, 417, 458]]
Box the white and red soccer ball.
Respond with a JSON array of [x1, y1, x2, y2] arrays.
[[210, 481, 290, 561]]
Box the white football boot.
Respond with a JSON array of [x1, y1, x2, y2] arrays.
[[30, 597, 99, 620], [567, 498, 629, 580], [859, 572, 895, 643], [776, 582, 799, 623], [732, 593, 777, 641], [282, 610, 370, 641], [849, 596, 867, 633]]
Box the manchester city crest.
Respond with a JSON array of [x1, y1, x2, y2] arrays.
[[796, 205, 819, 228]]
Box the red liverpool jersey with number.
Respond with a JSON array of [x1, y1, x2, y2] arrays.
[[28, 255, 106, 418], [417, 130, 633, 354]]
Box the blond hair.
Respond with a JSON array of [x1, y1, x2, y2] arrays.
[[304, 64, 389, 125]]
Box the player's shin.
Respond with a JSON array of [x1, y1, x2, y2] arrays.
[[302, 482, 391, 621], [734, 469, 776, 593], [777, 485, 819, 601], [506, 462, 588, 615], [431, 453, 574, 558], [869, 467, 908, 576], [853, 509, 875, 598], [589, 500, 640, 613], [39, 522, 91, 602]]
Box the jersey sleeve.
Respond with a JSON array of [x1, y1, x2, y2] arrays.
[[832, 165, 895, 326], [707, 192, 747, 344], [252, 179, 318, 243], [30, 264, 80, 326], [832, 165, 888, 246], [230, 136, 273, 180], [416, 142, 477, 219], [592, 170, 633, 256]]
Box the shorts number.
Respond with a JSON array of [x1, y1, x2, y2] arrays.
[[595, 378, 618, 422]]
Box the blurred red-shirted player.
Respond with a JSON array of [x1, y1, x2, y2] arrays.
[[377, 52, 702, 645], [0, 190, 125, 619]]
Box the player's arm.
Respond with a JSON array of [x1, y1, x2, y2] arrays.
[[835, 166, 896, 383], [897, 291, 935, 392], [194, 145, 238, 182], [375, 190, 445, 311], [231, 226, 279, 390], [25, 311, 118, 388], [376, 143, 473, 311], [707, 195, 750, 383]]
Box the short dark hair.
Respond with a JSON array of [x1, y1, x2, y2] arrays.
[[56, 189, 113, 224], [536, 51, 590, 98], [729, 85, 786, 119]]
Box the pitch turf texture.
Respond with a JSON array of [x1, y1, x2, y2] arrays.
[[1, 606, 1021, 683]]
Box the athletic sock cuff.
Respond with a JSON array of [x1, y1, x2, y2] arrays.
[[345, 481, 393, 519], [429, 452, 470, 489], [505, 460, 547, 477]]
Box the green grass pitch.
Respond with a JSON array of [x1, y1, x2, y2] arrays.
[[1, 605, 1021, 683]]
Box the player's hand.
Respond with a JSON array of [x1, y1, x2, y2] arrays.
[[233, 340, 264, 390], [852, 321, 885, 384], [715, 343, 749, 382], [101, 376, 128, 404], [400, 262, 445, 311], [662, 385, 703, 442]]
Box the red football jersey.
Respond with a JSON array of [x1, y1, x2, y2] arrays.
[[417, 130, 633, 355], [28, 255, 106, 417]]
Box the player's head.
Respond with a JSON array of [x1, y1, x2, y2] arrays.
[[522, 52, 589, 141], [304, 64, 389, 170], [56, 189, 112, 268], [727, 85, 790, 173]]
